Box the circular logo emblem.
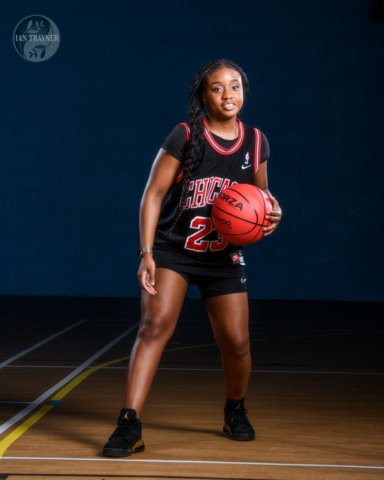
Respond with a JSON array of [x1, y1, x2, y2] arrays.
[[13, 15, 60, 62]]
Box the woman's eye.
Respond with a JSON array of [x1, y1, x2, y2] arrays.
[[232, 85, 240, 91]]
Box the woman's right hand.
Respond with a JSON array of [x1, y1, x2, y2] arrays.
[[137, 255, 157, 295]]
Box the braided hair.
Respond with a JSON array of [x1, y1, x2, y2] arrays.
[[169, 59, 250, 232]]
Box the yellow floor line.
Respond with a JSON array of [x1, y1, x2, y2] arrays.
[[51, 356, 129, 401], [0, 405, 53, 457], [0, 343, 215, 457]]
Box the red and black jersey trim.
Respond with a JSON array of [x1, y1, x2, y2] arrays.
[[174, 119, 249, 183], [174, 122, 190, 183], [203, 117, 245, 155], [179, 122, 191, 142], [253, 128, 261, 174]]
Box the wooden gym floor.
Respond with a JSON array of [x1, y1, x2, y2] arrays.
[[0, 296, 383, 480]]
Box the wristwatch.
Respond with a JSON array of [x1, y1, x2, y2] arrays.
[[138, 247, 153, 258]]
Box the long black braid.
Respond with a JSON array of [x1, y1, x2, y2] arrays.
[[169, 59, 250, 233]]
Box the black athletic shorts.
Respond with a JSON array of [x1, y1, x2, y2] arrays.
[[153, 246, 247, 300]]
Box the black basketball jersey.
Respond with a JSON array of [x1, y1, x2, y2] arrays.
[[155, 117, 269, 265]]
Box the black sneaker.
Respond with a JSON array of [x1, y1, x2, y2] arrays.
[[102, 408, 145, 457], [223, 399, 255, 441]]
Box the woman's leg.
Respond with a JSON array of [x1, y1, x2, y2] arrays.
[[204, 291, 254, 440], [103, 268, 189, 457], [124, 268, 189, 416], [204, 292, 251, 399]]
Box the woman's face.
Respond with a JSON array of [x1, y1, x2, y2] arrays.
[[203, 66, 244, 120]]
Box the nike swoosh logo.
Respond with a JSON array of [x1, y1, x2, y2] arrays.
[[241, 164, 252, 170]]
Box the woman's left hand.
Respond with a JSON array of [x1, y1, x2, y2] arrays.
[[263, 195, 282, 236]]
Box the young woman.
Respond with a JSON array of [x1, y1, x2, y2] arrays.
[[103, 59, 282, 457]]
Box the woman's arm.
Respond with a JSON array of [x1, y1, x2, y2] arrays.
[[137, 148, 182, 295], [253, 161, 282, 236]]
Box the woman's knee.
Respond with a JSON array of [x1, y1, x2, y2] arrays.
[[138, 312, 174, 342], [223, 335, 250, 359]]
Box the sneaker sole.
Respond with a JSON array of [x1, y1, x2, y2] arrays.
[[223, 425, 255, 441], [102, 439, 145, 457]]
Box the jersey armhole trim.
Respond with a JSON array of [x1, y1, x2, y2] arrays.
[[180, 122, 191, 142], [174, 123, 190, 183], [253, 128, 261, 174]]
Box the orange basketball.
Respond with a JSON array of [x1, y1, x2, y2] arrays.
[[212, 183, 272, 245]]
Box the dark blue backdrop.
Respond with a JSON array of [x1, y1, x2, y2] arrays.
[[1, 0, 383, 300]]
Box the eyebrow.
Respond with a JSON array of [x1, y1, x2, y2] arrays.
[[210, 79, 241, 86]]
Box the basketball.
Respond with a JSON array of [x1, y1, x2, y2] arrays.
[[212, 183, 273, 245]]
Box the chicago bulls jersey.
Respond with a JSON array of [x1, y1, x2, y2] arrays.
[[155, 117, 269, 265]]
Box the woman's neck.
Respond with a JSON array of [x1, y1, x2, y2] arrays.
[[204, 115, 239, 140]]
